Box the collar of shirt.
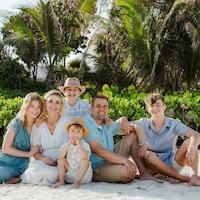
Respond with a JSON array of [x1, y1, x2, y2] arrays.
[[86, 115, 106, 130], [149, 117, 171, 135]]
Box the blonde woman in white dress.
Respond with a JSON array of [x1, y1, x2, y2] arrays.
[[21, 90, 68, 186]]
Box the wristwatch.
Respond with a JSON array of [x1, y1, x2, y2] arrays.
[[139, 139, 148, 146]]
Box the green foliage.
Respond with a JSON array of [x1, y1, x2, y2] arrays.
[[1, 85, 200, 144], [0, 57, 30, 89]]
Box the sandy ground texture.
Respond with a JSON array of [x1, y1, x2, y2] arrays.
[[0, 176, 200, 200], [1, 158, 200, 200]]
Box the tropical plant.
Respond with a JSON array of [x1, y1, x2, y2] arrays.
[[2, 0, 97, 83], [92, 0, 200, 91]]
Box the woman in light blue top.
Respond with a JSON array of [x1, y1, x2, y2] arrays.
[[0, 92, 43, 184]]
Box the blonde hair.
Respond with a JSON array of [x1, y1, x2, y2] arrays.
[[16, 92, 43, 126], [44, 90, 64, 116]]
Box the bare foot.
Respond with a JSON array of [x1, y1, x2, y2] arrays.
[[52, 181, 65, 188], [189, 175, 200, 186], [6, 177, 21, 184], [140, 174, 164, 183], [71, 182, 80, 188]]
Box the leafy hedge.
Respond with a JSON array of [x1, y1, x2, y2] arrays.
[[1, 85, 200, 140]]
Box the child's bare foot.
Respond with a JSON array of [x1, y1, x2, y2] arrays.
[[52, 181, 65, 188], [189, 175, 200, 186], [140, 174, 164, 183], [71, 182, 80, 188]]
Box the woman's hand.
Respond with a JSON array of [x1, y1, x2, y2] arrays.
[[41, 156, 57, 166], [28, 145, 40, 157]]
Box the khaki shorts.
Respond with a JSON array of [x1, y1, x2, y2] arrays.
[[93, 136, 134, 182], [172, 154, 184, 172]]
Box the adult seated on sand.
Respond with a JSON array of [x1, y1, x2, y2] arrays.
[[131, 93, 200, 186], [21, 90, 67, 186], [0, 92, 43, 184], [84, 95, 159, 183]]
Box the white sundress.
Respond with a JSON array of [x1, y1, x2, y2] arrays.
[[21, 117, 68, 186]]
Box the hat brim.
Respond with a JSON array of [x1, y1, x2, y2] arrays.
[[65, 120, 89, 136], [58, 86, 86, 94]]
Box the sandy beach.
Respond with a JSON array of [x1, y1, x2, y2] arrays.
[[0, 178, 200, 200]]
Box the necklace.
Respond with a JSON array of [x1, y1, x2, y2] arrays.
[[46, 119, 59, 135]]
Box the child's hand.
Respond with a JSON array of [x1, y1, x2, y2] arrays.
[[70, 138, 77, 145]]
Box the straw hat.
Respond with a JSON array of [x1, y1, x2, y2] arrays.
[[58, 77, 86, 94], [65, 118, 89, 136]]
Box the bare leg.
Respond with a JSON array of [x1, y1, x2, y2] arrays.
[[175, 139, 200, 186], [53, 159, 68, 187], [126, 132, 163, 182], [72, 159, 89, 188], [145, 151, 189, 182]]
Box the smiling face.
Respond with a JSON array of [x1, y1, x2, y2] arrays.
[[91, 97, 109, 121], [26, 100, 42, 120], [45, 94, 63, 115], [64, 87, 81, 101], [147, 99, 166, 118], [68, 124, 84, 140]]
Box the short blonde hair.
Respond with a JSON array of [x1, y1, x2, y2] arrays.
[[44, 90, 64, 116], [17, 92, 43, 126]]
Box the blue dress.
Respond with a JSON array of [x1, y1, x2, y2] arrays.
[[0, 118, 31, 183]]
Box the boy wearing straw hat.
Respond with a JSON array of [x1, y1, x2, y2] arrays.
[[58, 77, 90, 119], [53, 118, 92, 188]]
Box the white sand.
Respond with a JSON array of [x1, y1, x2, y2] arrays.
[[0, 174, 200, 200], [1, 161, 200, 199]]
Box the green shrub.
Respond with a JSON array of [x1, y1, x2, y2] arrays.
[[1, 85, 200, 145]]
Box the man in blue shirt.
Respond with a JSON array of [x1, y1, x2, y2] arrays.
[[132, 93, 200, 186], [84, 95, 160, 183]]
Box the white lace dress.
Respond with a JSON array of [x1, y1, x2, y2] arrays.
[[62, 140, 92, 184], [21, 117, 68, 186]]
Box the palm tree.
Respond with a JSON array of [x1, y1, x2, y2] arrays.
[[94, 0, 200, 91], [2, 0, 97, 83]]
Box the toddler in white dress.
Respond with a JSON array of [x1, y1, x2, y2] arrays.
[[53, 118, 92, 188]]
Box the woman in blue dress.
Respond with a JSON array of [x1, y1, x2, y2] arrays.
[[0, 92, 43, 184]]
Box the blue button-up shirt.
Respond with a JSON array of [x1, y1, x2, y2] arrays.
[[63, 98, 90, 119], [84, 115, 120, 169], [132, 117, 189, 167]]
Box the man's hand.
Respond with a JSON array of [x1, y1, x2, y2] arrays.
[[118, 117, 131, 135], [138, 144, 148, 158], [123, 158, 136, 178]]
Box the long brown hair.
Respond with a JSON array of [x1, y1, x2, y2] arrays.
[[16, 92, 43, 126]]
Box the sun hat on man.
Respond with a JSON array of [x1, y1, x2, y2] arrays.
[[58, 77, 86, 94]]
